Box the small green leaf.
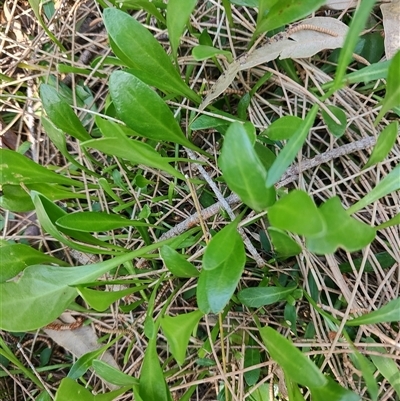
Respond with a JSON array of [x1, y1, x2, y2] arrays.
[[109, 71, 201, 152], [54, 378, 93, 401], [364, 122, 398, 169], [167, 0, 197, 59], [376, 213, 400, 230], [56, 211, 155, 232], [268, 190, 324, 236], [219, 122, 275, 211], [139, 336, 173, 401], [192, 45, 233, 62], [160, 245, 199, 278], [306, 197, 376, 254], [268, 228, 302, 258], [202, 219, 241, 271], [346, 298, 400, 326], [375, 50, 400, 124], [40, 84, 90, 141], [197, 221, 246, 313], [117, 0, 165, 23], [93, 359, 139, 386], [103, 8, 200, 103], [321, 105, 347, 138], [266, 105, 318, 187], [254, 0, 326, 37], [263, 116, 303, 140], [347, 165, 400, 214], [160, 310, 204, 365], [0, 149, 83, 187], [238, 285, 297, 308], [310, 376, 360, 401], [259, 327, 327, 388], [244, 345, 261, 386], [0, 243, 68, 283]]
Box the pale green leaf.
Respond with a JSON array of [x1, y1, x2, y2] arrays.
[[160, 245, 199, 278]]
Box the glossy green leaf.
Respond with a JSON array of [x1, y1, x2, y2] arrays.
[[93, 359, 139, 386], [268, 228, 302, 258], [54, 378, 93, 401], [0, 149, 82, 187], [160, 245, 199, 278], [238, 285, 297, 308], [103, 8, 200, 103], [197, 222, 246, 313], [364, 121, 398, 169], [322, 105, 347, 138], [139, 336, 173, 401], [263, 116, 303, 140], [77, 284, 147, 312], [56, 211, 155, 233], [375, 50, 400, 124], [192, 45, 233, 62], [82, 116, 185, 179], [109, 71, 200, 152], [365, 338, 400, 398], [202, 219, 241, 271], [310, 376, 360, 401], [346, 298, 400, 326], [307, 197, 376, 254], [160, 310, 203, 365], [0, 243, 68, 282], [347, 165, 400, 214], [268, 190, 324, 236], [259, 326, 327, 388], [332, 0, 376, 91], [40, 84, 90, 141], [167, 0, 197, 59], [254, 0, 326, 36], [219, 122, 275, 211], [266, 105, 318, 187]]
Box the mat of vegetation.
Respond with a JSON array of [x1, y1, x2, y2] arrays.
[[0, 0, 399, 400]]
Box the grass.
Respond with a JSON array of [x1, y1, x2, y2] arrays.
[[0, 0, 399, 400]]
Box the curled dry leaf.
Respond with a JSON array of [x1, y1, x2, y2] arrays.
[[381, 1, 400, 59], [200, 17, 348, 110]]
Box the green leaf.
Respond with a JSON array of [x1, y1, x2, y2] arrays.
[[268, 190, 324, 236], [109, 71, 200, 152], [160, 245, 199, 278], [117, 0, 166, 23], [202, 219, 241, 271], [254, 0, 326, 37], [347, 165, 400, 214], [56, 211, 155, 232], [197, 221, 246, 313], [77, 284, 147, 312], [167, 0, 197, 59], [310, 376, 360, 401], [160, 310, 203, 365], [103, 8, 200, 103], [0, 243, 68, 283], [244, 345, 261, 386], [376, 213, 400, 230], [54, 378, 93, 401], [192, 45, 233, 62], [259, 326, 327, 388], [238, 285, 297, 308], [375, 50, 400, 124], [82, 116, 185, 179], [219, 122, 275, 211], [263, 116, 303, 140], [346, 298, 400, 326], [268, 227, 302, 258], [139, 336, 173, 401], [39, 84, 91, 141], [266, 105, 318, 187], [332, 0, 376, 91], [93, 359, 139, 386], [321, 105, 347, 138], [306, 197, 376, 254], [365, 338, 400, 398], [364, 121, 398, 169], [0, 149, 83, 187]]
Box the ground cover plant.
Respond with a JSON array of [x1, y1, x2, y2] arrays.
[[0, 0, 399, 400]]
